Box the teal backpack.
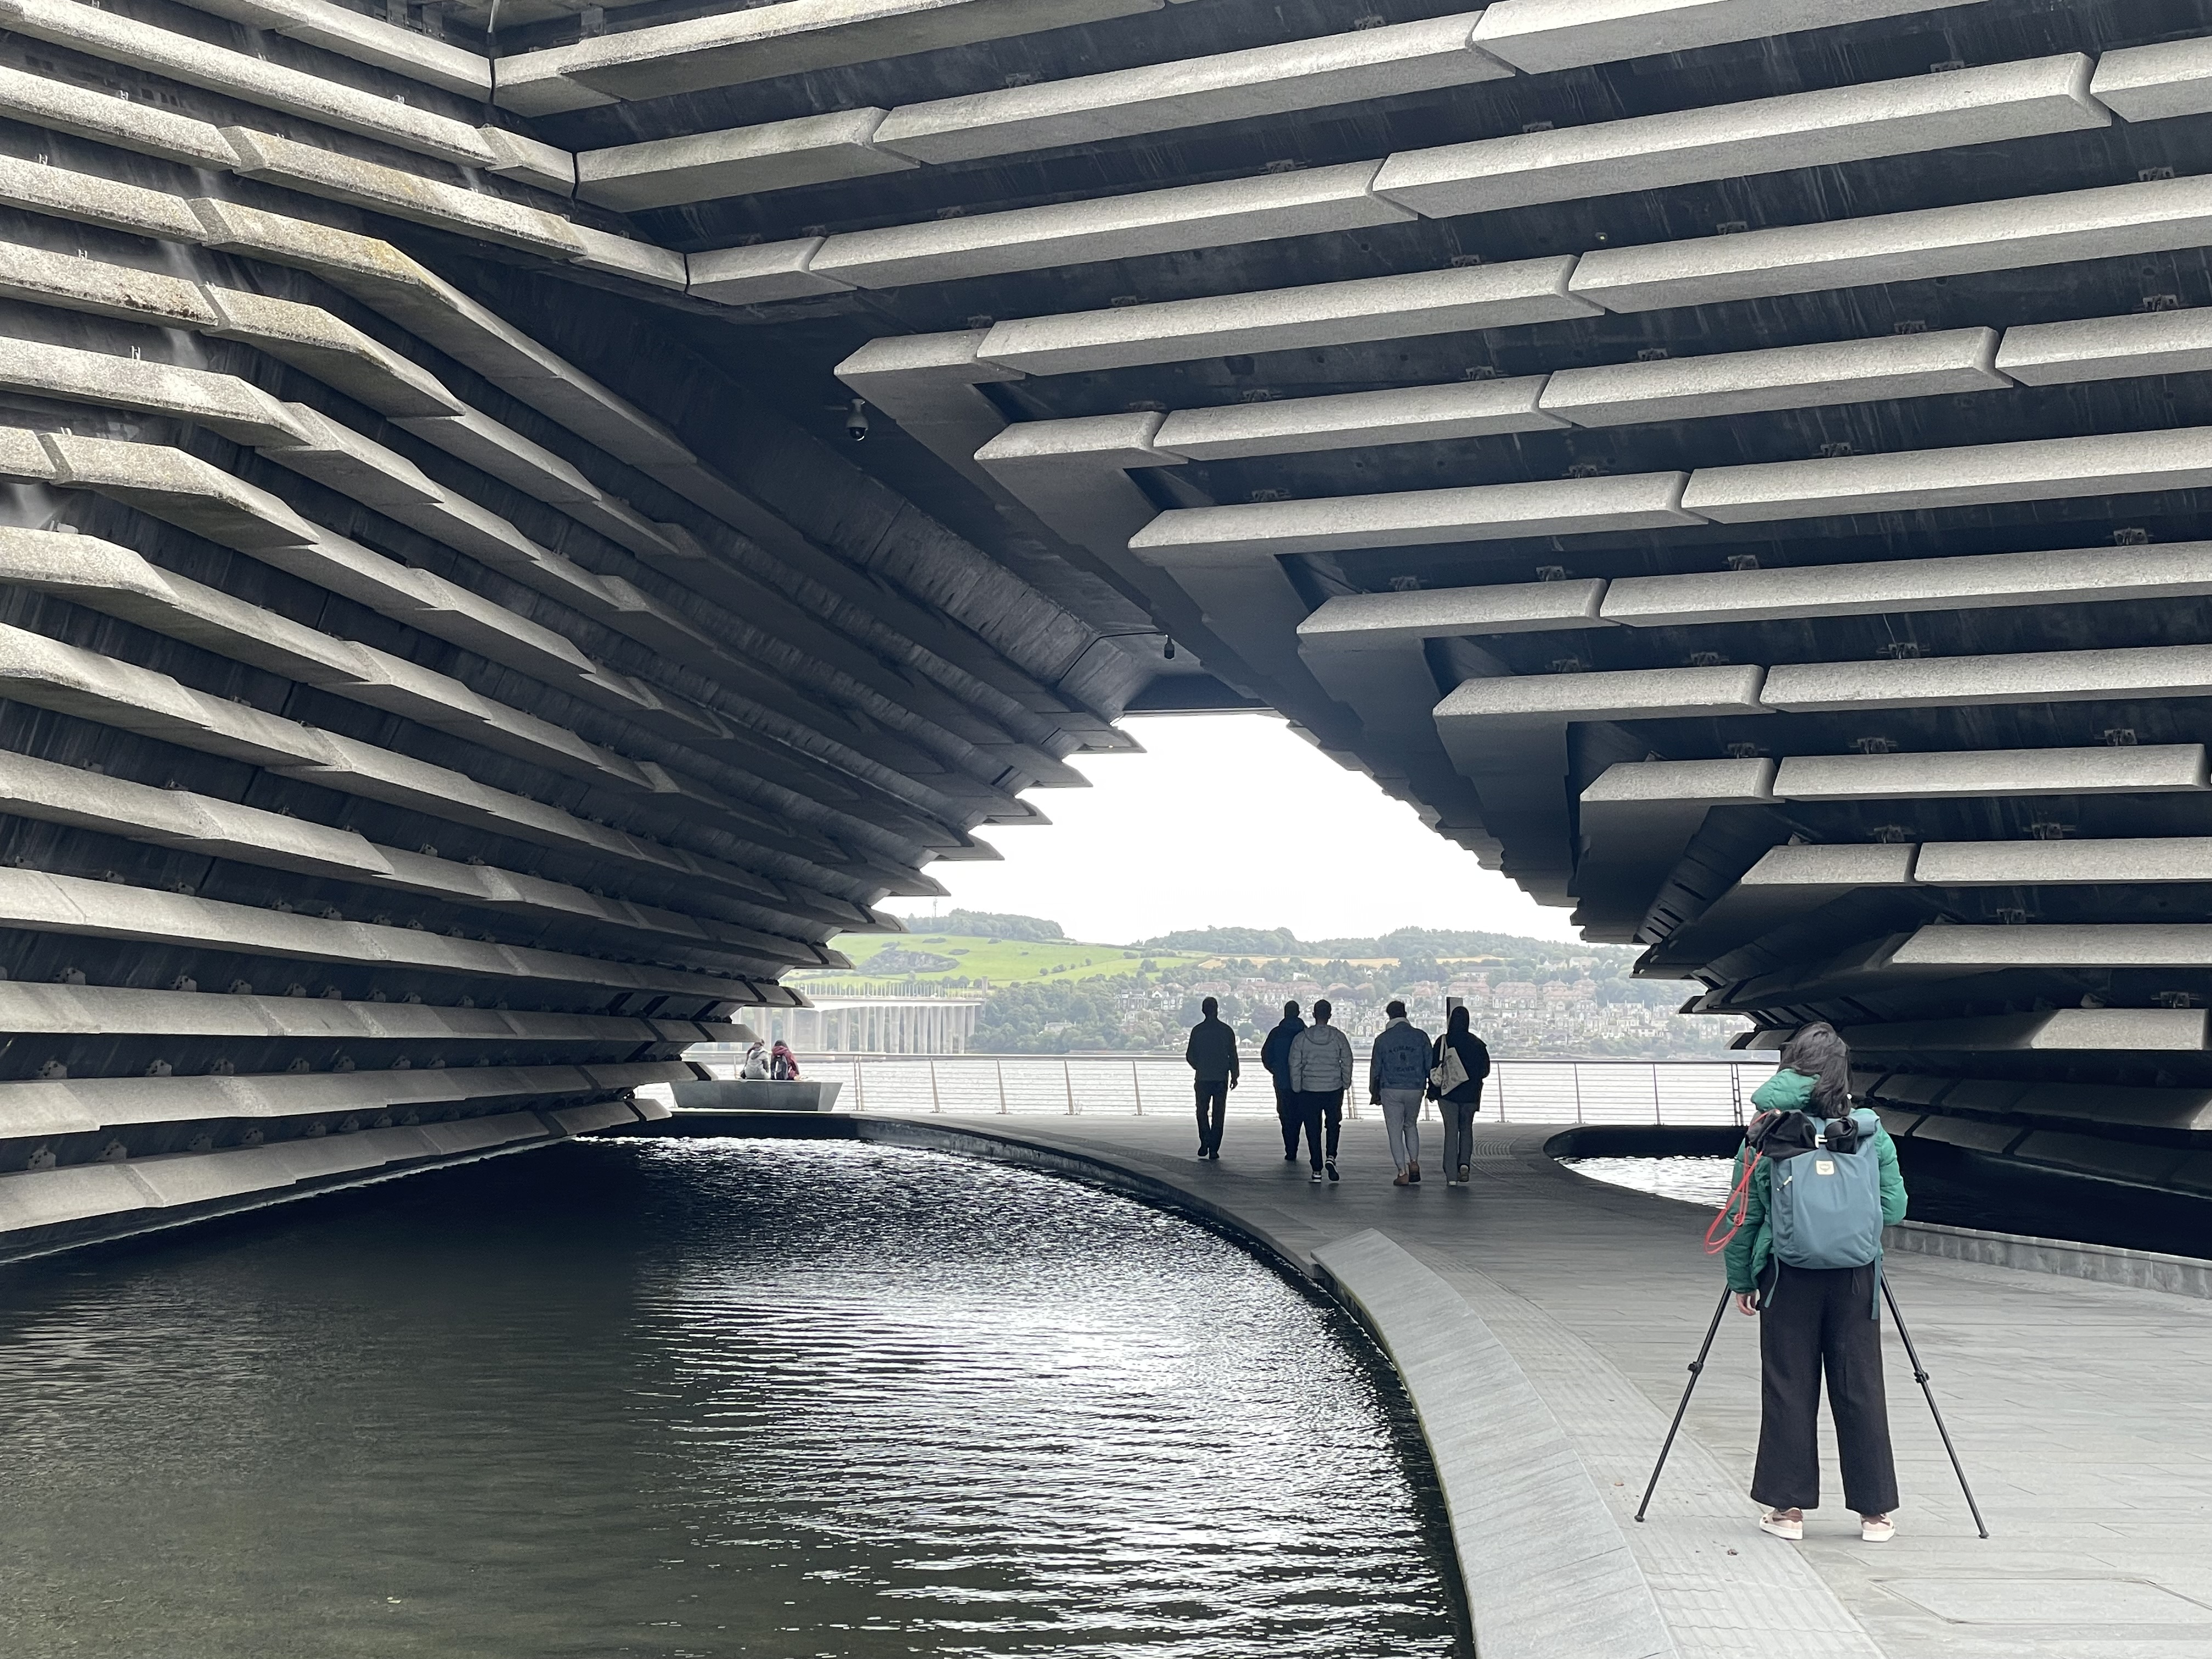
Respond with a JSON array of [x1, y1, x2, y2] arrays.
[[1769, 1108, 1884, 1271]]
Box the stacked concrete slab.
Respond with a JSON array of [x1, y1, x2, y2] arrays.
[[524, 0, 2212, 1201], [0, 0, 1169, 1257]]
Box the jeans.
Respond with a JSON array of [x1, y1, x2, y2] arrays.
[[1379, 1088, 1423, 1170], [1752, 1262, 1899, 1514], [1441, 1084, 1483, 1173], [1193, 1078, 1228, 1154], [1297, 1090, 1342, 1170], [1272, 1080, 1300, 1156]]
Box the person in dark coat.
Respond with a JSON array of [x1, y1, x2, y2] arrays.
[[1428, 1006, 1491, 1186], [1183, 996, 1240, 1160], [1259, 1001, 1306, 1161]]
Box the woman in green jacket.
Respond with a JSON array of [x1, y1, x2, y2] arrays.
[[1723, 1022, 1908, 1544]]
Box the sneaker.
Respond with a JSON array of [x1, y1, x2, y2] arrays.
[[1860, 1514, 1895, 1543], [1310, 1169, 1324, 1183], [1197, 1148, 1210, 1160], [1759, 1509, 1803, 1542], [1458, 1164, 1471, 1183], [1284, 1153, 1299, 1162], [1408, 1161, 1420, 1184], [1392, 1171, 1409, 1187], [1326, 1161, 1340, 1183], [1209, 1149, 1222, 1161]]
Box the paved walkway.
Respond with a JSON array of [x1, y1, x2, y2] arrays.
[[868, 1113, 2212, 1658]]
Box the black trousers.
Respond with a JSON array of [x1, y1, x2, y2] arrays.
[[1752, 1262, 1899, 1515], [1272, 1080, 1301, 1156], [1297, 1090, 1343, 1170], [1193, 1079, 1228, 1153]]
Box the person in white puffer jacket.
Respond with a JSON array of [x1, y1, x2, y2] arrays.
[[1286, 998, 1355, 1184]]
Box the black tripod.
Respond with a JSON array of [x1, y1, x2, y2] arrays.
[[1634, 1276, 1989, 1538]]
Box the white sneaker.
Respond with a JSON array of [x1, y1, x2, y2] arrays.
[[1860, 1514, 1895, 1543], [1759, 1509, 1803, 1542], [1310, 1170, 1324, 1183]]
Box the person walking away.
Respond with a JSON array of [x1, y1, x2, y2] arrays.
[[1183, 996, 1240, 1160], [1429, 1007, 1491, 1184], [1368, 1000, 1432, 1186], [1287, 998, 1353, 1183], [1260, 1001, 1306, 1161], [1721, 1021, 1908, 1544]]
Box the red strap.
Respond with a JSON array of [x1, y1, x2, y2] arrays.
[[1705, 1146, 1763, 1255]]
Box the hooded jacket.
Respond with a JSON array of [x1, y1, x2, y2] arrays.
[[1368, 1017, 1432, 1096], [1260, 1014, 1305, 1084], [1286, 1020, 1354, 1093]]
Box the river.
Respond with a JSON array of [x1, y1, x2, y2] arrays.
[[0, 1138, 1464, 1658]]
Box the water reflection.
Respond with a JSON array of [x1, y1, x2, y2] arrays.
[[1562, 1155, 1735, 1209], [0, 1138, 1462, 1658]]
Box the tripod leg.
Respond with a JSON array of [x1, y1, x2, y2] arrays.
[[1635, 1286, 1733, 1522], [1882, 1275, 1990, 1539]]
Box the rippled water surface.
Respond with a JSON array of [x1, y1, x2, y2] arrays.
[[1562, 1154, 1736, 1208], [0, 1138, 1463, 1658]]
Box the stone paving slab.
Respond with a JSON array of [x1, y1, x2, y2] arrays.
[[860, 1112, 2212, 1658]]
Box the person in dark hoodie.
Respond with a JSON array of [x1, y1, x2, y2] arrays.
[[1183, 996, 1240, 1161], [1259, 1001, 1306, 1161], [1428, 1006, 1491, 1186]]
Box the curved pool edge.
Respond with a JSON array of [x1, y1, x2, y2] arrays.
[[635, 1109, 1681, 1659], [1542, 1124, 2212, 1301]]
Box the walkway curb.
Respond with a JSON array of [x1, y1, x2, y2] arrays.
[[1316, 1228, 1678, 1659]]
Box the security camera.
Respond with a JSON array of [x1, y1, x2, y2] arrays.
[[844, 398, 870, 442]]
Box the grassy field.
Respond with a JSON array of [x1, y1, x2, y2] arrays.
[[797, 932, 1537, 990], [797, 932, 1208, 987]]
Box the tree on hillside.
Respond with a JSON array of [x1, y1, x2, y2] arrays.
[[933, 910, 1067, 943], [1136, 925, 1299, 954]]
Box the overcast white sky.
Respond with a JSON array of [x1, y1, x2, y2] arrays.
[[890, 713, 1583, 946]]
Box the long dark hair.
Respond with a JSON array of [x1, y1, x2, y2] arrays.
[[1777, 1021, 1852, 1118]]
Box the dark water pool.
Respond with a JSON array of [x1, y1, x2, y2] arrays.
[[0, 1138, 1465, 1658]]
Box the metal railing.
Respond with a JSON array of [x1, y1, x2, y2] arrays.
[[691, 1054, 1775, 1127]]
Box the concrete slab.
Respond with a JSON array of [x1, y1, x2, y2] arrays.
[[125, 1147, 299, 1207], [1540, 327, 2005, 427], [220, 127, 583, 258], [976, 256, 1596, 375], [1772, 744, 2209, 799], [872, 13, 1506, 165], [204, 285, 464, 418], [417, 1110, 552, 1154], [1845, 1009, 2209, 1053], [177, 0, 493, 97], [1131, 472, 1699, 561], [0, 61, 240, 170], [1761, 646, 2212, 716], [1471, 0, 1994, 75], [1300, 579, 1612, 647], [0, 1163, 149, 1233], [0, 337, 310, 447], [2090, 37, 2212, 124], [479, 125, 575, 194], [810, 161, 1412, 289], [689, 238, 852, 304], [1601, 541, 2212, 626], [1376, 55, 2104, 218], [1915, 836, 2212, 885], [567, 224, 690, 290], [1436, 662, 1767, 727], [0, 0, 496, 166], [1155, 376, 1559, 460], [578, 110, 914, 211], [1681, 427, 2212, 522], [499, 0, 1163, 110], [548, 1100, 642, 1133], [1571, 173, 2212, 314], [0, 239, 219, 330], [1997, 306, 2212, 386]]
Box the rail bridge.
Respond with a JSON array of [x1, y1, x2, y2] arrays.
[[1, 0, 2210, 1251]]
